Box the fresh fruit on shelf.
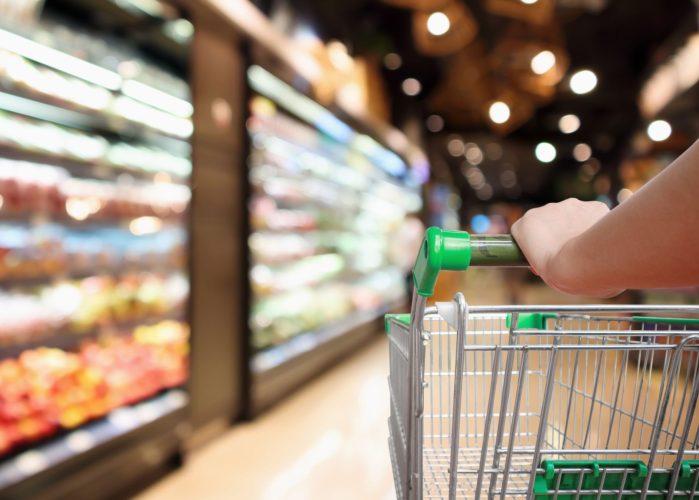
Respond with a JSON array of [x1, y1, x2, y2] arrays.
[[61, 272, 188, 332], [0, 320, 189, 456], [0, 224, 187, 284], [0, 272, 188, 342], [0, 157, 190, 221], [0, 227, 66, 281]]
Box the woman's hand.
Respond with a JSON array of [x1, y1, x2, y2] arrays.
[[511, 198, 624, 297]]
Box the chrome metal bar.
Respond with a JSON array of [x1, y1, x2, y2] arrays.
[[626, 344, 649, 454], [460, 304, 699, 314], [617, 470, 629, 500], [506, 448, 699, 456], [474, 346, 501, 499], [553, 468, 564, 500], [489, 313, 519, 499], [605, 350, 629, 448], [641, 336, 699, 500], [511, 329, 699, 337], [527, 338, 561, 499], [574, 468, 585, 500], [408, 291, 427, 500], [666, 338, 699, 497], [500, 348, 530, 500], [447, 293, 467, 500], [689, 467, 699, 500], [596, 468, 608, 500], [561, 339, 582, 450], [460, 344, 692, 352], [582, 339, 606, 449]]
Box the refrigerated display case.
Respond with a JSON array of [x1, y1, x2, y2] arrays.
[[246, 64, 424, 412], [0, 1, 192, 497]]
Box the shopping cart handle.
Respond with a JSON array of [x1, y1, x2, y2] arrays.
[[412, 227, 528, 296]]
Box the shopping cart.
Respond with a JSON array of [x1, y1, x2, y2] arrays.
[[387, 227, 699, 500]]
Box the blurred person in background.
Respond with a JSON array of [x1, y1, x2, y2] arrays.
[[512, 140, 699, 298]]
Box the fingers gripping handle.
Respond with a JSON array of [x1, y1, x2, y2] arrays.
[[412, 227, 528, 297]]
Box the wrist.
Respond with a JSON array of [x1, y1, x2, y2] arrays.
[[545, 238, 584, 295]]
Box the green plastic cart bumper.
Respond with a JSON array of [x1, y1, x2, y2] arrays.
[[534, 459, 699, 499], [384, 313, 410, 332], [632, 316, 699, 326]]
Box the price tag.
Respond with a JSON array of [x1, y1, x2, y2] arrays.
[[14, 450, 47, 476], [108, 407, 137, 430], [65, 430, 95, 453], [135, 404, 158, 424]]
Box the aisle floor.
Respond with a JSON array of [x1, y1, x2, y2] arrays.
[[137, 337, 395, 500]]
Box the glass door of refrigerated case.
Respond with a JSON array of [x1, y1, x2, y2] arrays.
[[246, 65, 423, 411], [0, 3, 192, 495]]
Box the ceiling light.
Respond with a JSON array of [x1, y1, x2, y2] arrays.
[[521, 0, 539, 3], [535, 142, 556, 163], [530, 50, 556, 75], [570, 69, 598, 94], [384, 53, 402, 70], [402, 78, 421, 96], [427, 12, 450, 36], [426, 114, 444, 132], [558, 114, 580, 134], [488, 101, 511, 124], [447, 137, 464, 156], [464, 166, 485, 189], [465, 144, 483, 165], [647, 119, 671, 142], [573, 143, 592, 162]]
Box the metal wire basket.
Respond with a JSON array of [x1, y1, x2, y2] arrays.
[[387, 228, 699, 500]]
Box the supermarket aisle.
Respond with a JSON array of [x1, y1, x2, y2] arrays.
[[137, 337, 395, 500]]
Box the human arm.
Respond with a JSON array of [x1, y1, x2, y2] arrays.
[[511, 139, 699, 297]]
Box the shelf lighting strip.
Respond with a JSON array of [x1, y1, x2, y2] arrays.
[[0, 28, 193, 119], [248, 65, 407, 177], [0, 28, 122, 90]]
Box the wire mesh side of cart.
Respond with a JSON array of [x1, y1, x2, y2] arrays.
[[387, 301, 699, 500]]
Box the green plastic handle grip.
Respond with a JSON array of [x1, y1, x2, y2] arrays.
[[412, 227, 528, 297]]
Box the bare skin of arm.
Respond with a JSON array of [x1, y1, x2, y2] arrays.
[[511, 139, 699, 297]]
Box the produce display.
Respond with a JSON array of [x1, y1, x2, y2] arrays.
[[0, 271, 187, 344], [0, 321, 188, 455], [0, 158, 189, 221], [0, 112, 191, 178], [247, 88, 421, 354], [0, 225, 186, 282], [0, 19, 192, 139], [0, 14, 191, 463]]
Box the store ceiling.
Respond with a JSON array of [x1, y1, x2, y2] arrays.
[[258, 0, 696, 206]]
